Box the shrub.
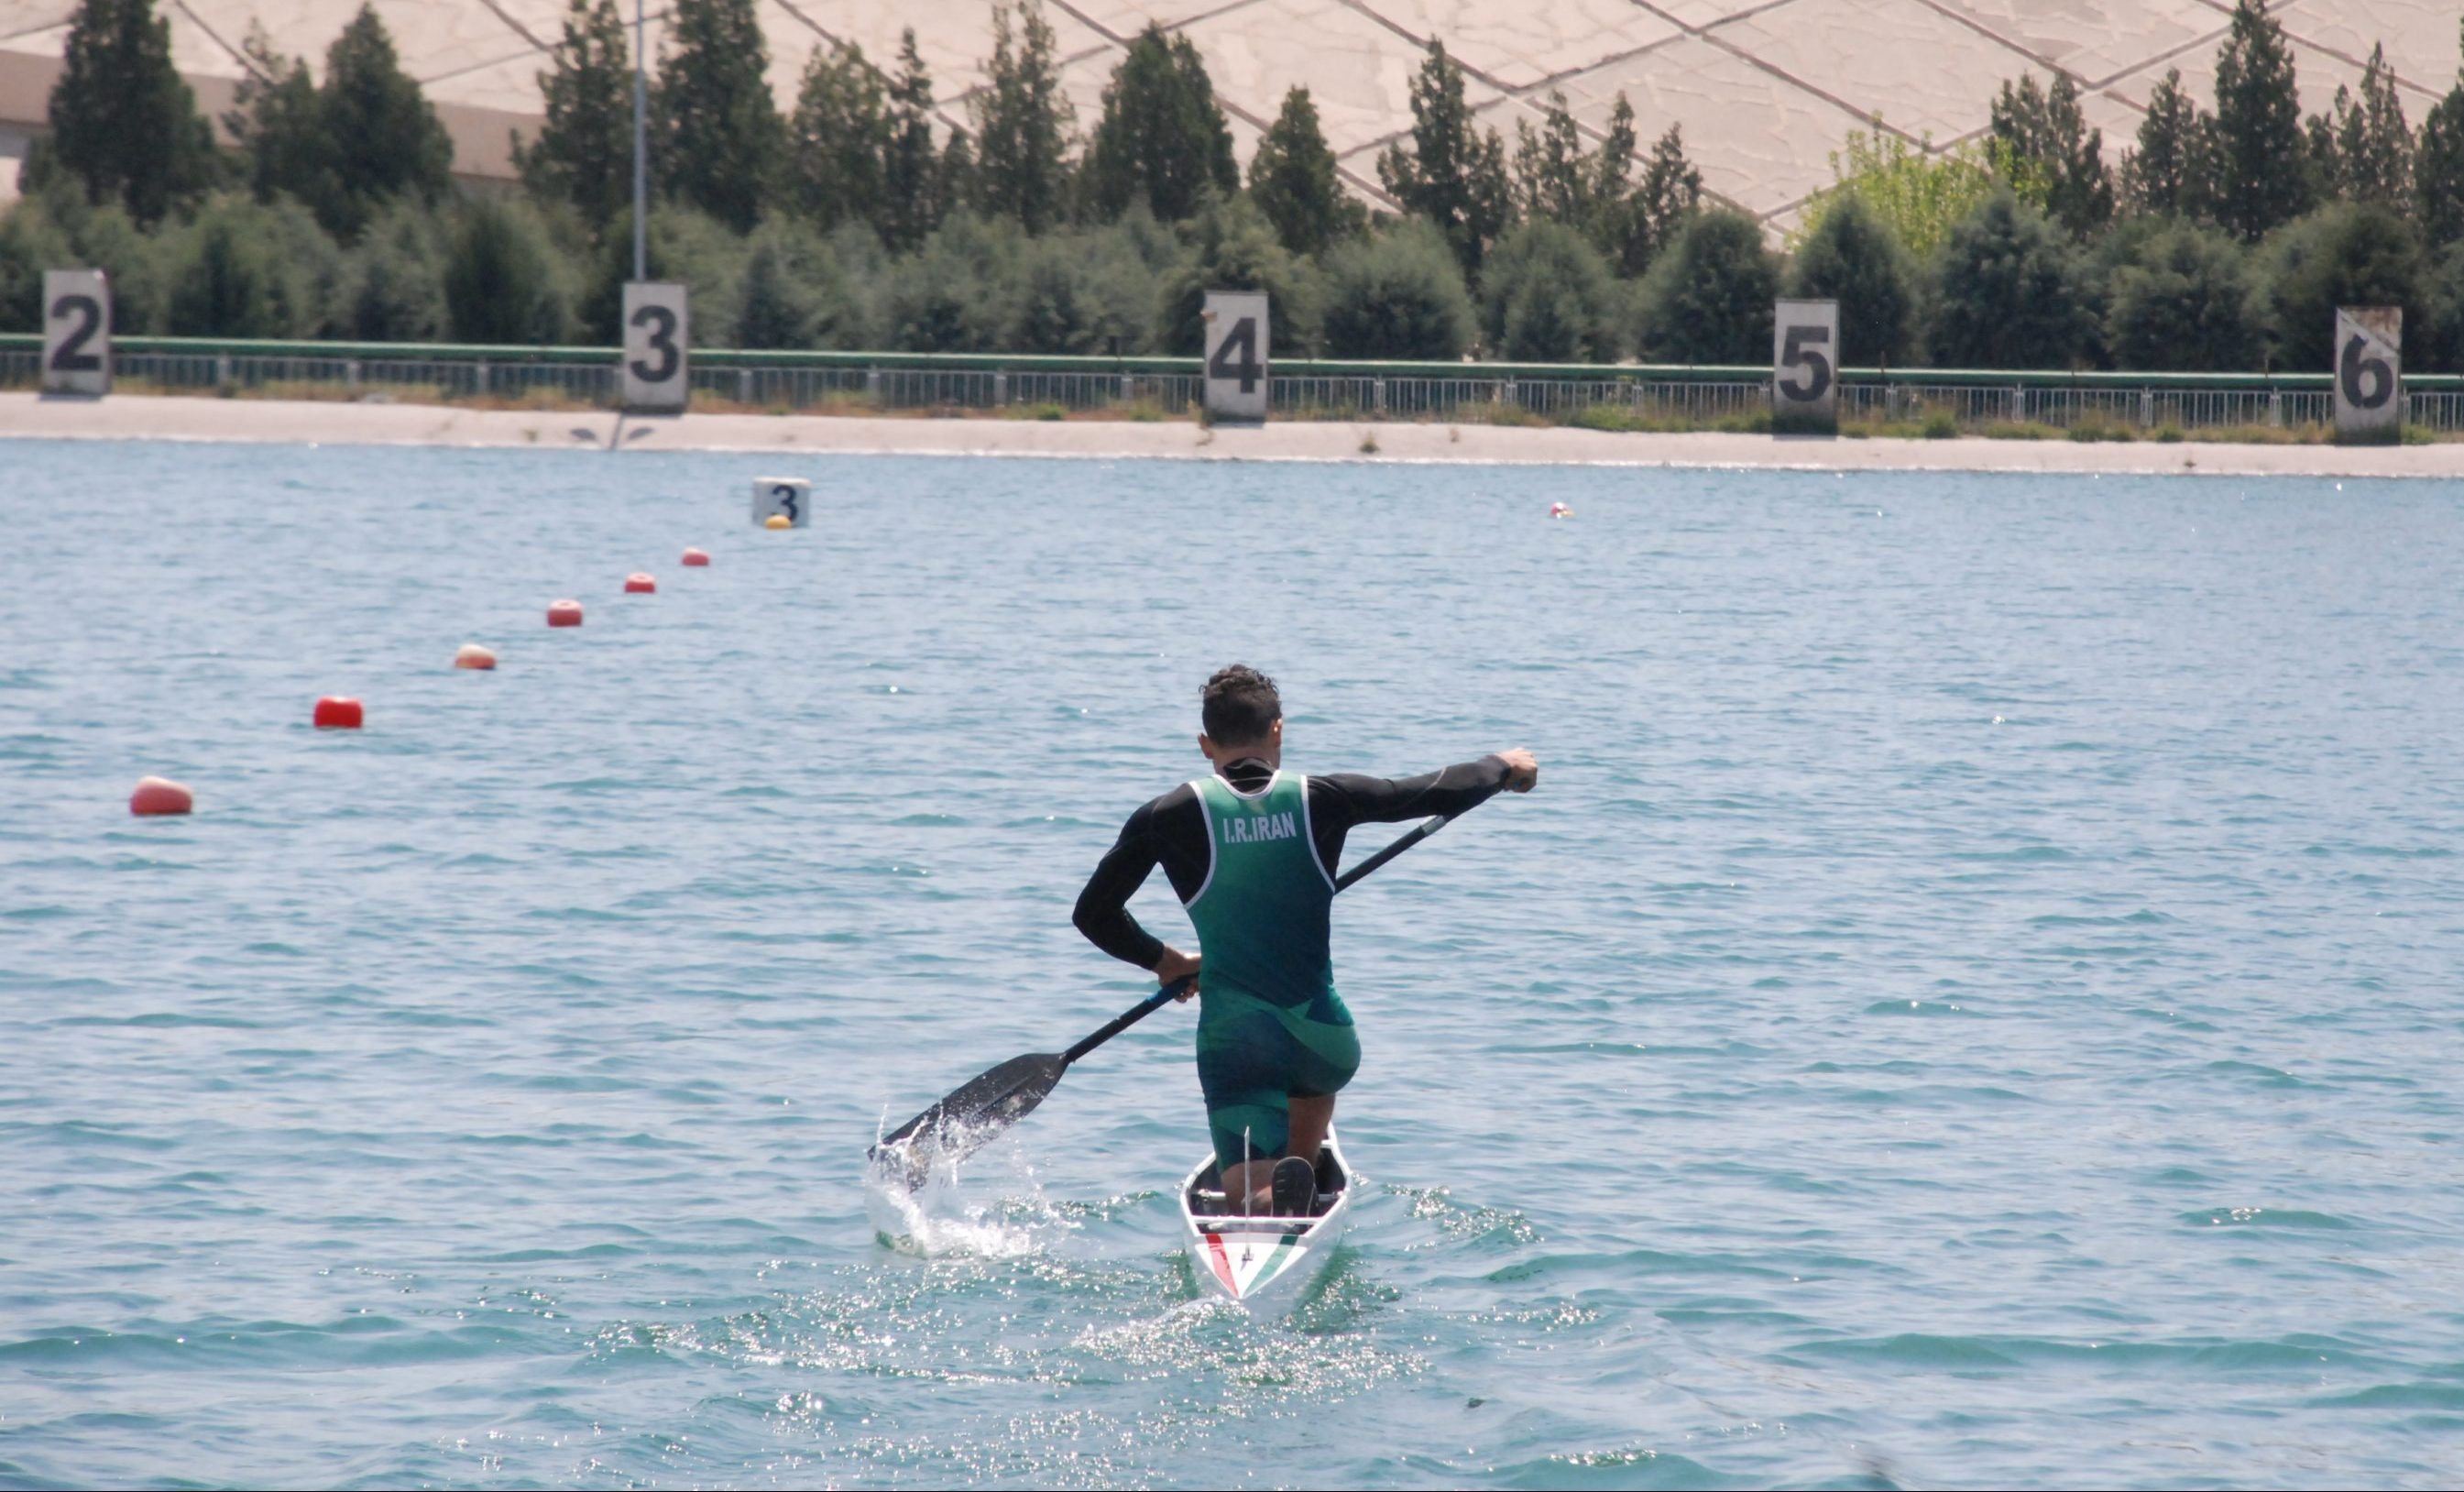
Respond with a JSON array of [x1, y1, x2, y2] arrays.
[[1003, 228, 1155, 354], [336, 203, 446, 342], [2261, 202, 2429, 371], [161, 194, 333, 338], [2103, 223, 2265, 372], [731, 219, 865, 349], [1320, 219, 1473, 360], [880, 213, 1018, 352], [443, 196, 572, 345], [1634, 208, 1777, 364], [1479, 219, 1619, 362], [1787, 192, 1918, 366], [2426, 244, 2464, 374], [0, 200, 74, 332], [1157, 192, 1319, 356], [1928, 190, 2089, 368]]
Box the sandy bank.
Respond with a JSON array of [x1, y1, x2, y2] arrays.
[[3, 392, 2459, 478]]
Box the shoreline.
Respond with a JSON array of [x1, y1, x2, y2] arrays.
[[3, 392, 2459, 477]]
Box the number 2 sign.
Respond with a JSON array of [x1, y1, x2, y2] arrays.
[[2332, 307, 2401, 445], [1772, 299, 1837, 433], [43, 269, 110, 398], [622, 281, 689, 412], [1202, 291, 1268, 422]]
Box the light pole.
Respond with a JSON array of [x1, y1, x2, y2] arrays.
[[631, 0, 647, 280]]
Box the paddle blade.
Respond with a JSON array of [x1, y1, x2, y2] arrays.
[[869, 1052, 1067, 1187]]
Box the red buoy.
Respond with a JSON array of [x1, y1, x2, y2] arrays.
[[313, 696, 364, 730], [130, 776, 193, 817], [454, 643, 497, 671], [547, 598, 584, 627], [681, 547, 710, 567], [624, 573, 656, 594]]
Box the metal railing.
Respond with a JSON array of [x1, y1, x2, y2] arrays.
[[1, 336, 2458, 434]]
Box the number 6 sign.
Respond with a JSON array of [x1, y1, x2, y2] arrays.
[[1202, 290, 1268, 422], [2332, 306, 2401, 445], [621, 281, 689, 412], [43, 269, 111, 398], [1772, 299, 1837, 433]]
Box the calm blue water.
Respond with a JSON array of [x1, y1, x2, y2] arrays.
[[3, 439, 2460, 1489]]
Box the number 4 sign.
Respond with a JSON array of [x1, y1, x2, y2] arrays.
[[2332, 307, 2401, 445], [1202, 290, 1268, 422], [43, 269, 110, 398], [1772, 299, 1837, 433], [622, 281, 689, 412]]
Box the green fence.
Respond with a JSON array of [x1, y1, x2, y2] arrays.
[[3, 335, 2459, 433]]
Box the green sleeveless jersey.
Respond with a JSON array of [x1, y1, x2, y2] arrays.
[[1186, 770, 1340, 1015]]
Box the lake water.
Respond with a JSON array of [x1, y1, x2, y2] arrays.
[[3, 439, 2460, 1489]]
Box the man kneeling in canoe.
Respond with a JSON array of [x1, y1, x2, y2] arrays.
[[1073, 664, 1539, 1215]]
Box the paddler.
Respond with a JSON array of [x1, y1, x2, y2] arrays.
[[1073, 664, 1539, 1216]]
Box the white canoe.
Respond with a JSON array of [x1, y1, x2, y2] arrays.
[[1178, 1129, 1353, 1313]]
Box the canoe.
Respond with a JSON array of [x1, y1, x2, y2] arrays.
[[1178, 1129, 1352, 1313]]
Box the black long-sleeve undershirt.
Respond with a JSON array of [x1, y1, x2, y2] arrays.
[[1071, 754, 1511, 970]]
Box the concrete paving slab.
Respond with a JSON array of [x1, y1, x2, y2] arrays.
[[1181, 0, 1491, 155], [2277, 0, 2461, 96], [0, 2, 76, 44], [195, 0, 534, 83], [1066, 0, 1263, 39], [2101, 32, 2368, 121], [1541, 32, 1870, 217], [1659, 0, 1791, 28], [1924, 0, 2224, 87], [1351, 0, 1678, 90], [1711, 0, 2042, 144]]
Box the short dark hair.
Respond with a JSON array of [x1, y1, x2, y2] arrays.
[[1201, 664, 1281, 744]]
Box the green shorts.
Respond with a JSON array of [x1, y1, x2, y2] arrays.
[[1194, 985, 1360, 1175]]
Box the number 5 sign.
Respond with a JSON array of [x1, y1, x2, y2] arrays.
[[2332, 306, 2401, 445], [1772, 299, 1837, 433], [1202, 290, 1268, 422], [43, 269, 111, 397], [621, 281, 689, 412]]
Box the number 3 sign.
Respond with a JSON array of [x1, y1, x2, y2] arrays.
[[43, 269, 111, 398], [622, 281, 689, 412], [2332, 307, 2401, 445], [1772, 299, 1837, 433]]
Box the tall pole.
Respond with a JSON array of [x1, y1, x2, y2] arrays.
[[630, 0, 647, 281]]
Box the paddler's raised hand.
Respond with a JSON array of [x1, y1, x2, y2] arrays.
[[1498, 748, 1539, 793], [1153, 946, 1202, 1000]]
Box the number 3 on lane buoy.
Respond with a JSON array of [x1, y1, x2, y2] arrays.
[[753, 477, 810, 528]]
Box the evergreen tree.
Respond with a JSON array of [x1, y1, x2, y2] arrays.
[[224, 27, 327, 215], [788, 41, 892, 233], [2324, 44, 2412, 212], [319, 5, 456, 241], [2425, 242, 2464, 372], [652, 0, 783, 232], [1989, 71, 2113, 236], [881, 32, 943, 251], [1319, 219, 1473, 359], [1082, 24, 1237, 224], [1375, 41, 1514, 278], [518, 0, 635, 231], [2209, 0, 2311, 239], [2264, 202, 2427, 369], [1479, 219, 1621, 362], [1633, 208, 1777, 364], [1929, 190, 2091, 368], [1610, 121, 1703, 276], [2104, 223, 2265, 370], [1248, 87, 1363, 257], [1157, 192, 1319, 355], [1512, 92, 1593, 225], [1788, 192, 1918, 366], [444, 196, 572, 344], [939, 128, 979, 225], [2420, 25, 2464, 248], [969, 0, 1075, 233], [38, 0, 218, 223], [2119, 69, 2207, 217]]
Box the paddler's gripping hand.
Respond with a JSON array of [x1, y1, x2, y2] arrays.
[[1154, 946, 1202, 1000], [1498, 748, 1540, 793]]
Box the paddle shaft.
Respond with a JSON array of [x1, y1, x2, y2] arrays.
[[1057, 811, 1453, 1067]]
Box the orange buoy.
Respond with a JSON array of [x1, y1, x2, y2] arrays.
[[764, 514, 792, 531], [130, 776, 193, 817], [313, 696, 364, 730], [624, 573, 656, 594], [547, 598, 584, 628], [454, 643, 497, 671], [681, 547, 710, 567]]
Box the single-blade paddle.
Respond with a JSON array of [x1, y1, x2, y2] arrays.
[[870, 810, 1458, 1186]]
